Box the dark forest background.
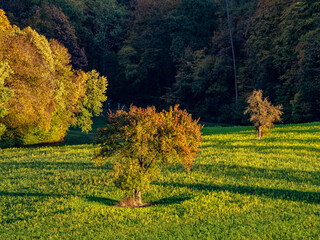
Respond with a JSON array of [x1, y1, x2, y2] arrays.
[[1, 0, 319, 124]]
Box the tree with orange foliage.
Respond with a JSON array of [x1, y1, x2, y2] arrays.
[[95, 105, 202, 206], [0, 10, 107, 146], [244, 90, 283, 140]]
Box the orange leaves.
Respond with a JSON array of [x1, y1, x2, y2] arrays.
[[96, 104, 203, 193], [244, 90, 283, 139], [164, 105, 203, 172]]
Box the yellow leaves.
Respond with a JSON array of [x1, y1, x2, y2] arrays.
[[72, 70, 87, 105], [24, 27, 54, 72], [0, 9, 18, 32], [0, 10, 107, 145], [50, 39, 72, 75], [0, 61, 13, 125]]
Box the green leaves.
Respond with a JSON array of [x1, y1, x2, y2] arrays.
[[247, 0, 320, 122], [168, 0, 216, 60], [76, 70, 108, 133]]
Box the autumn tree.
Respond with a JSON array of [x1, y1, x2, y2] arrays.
[[95, 105, 202, 206], [244, 90, 283, 140], [0, 10, 107, 146]]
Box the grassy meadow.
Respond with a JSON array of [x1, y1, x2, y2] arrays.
[[0, 122, 319, 239]]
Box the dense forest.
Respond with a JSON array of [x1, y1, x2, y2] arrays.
[[1, 0, 320, 126]]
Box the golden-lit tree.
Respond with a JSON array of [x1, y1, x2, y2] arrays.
[[0, 10, 107, 146], [244, 90, 283, 140], [0, 26, 55, 137], [95, 105, 202, 206]]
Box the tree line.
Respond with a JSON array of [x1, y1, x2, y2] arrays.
[[1, 0, 319, 125]]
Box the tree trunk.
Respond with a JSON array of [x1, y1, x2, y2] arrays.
[[258, 126, 262, 140], [225, 0, 238, 108], [135, 190, 142, 205]]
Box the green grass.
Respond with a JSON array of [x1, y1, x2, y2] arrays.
[[0, 122, 319, 239]]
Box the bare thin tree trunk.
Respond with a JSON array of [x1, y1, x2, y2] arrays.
[[225, 0, 238, 108]]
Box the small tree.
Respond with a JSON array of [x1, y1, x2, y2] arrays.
[[95, 105, 202, 206], [244, 90, 283, 140]]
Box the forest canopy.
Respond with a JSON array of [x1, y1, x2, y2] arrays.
[[0, 9, 107, 147], [0, 0, 319, 124]]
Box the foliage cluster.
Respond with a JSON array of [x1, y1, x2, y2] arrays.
[[95, 105, 202, 205], [0, 10, 107, 147], [0, 122, 319, 238], [244, 90, 283, 139], [0, 62, 13, 138]]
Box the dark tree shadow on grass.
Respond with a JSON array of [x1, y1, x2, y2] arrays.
[[4, 208, 71, 225], [192, 163, 320, 186], [85, 196, 118, 206], [0, 161, 112, 171], [0, 191, 194, 207], [0, 191, 64, 198], [201, 142, 320, 154], [86, 195, 192, 207], [274, 128, 320, 134], [154, 182, 320, 205], [153, 195, 192, 205], [162, 163, 319, 187], [0, 191, 118, 224], [0, 191, 118, 206]]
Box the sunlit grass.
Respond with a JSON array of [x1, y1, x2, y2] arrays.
[[0, 122, 319, 239]]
